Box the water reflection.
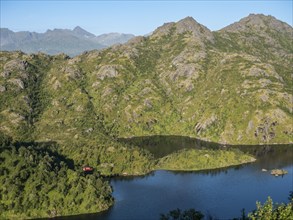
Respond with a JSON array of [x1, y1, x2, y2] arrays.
[[108, 172, 157, 182], [118, 135, 292, 160]]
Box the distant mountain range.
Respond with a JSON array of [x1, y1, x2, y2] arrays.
[[0, 26, 135, 56]]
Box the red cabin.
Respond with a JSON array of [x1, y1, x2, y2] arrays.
[[83, 166, 93, 172]]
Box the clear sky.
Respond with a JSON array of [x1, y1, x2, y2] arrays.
[[1, 0, 292, 36]]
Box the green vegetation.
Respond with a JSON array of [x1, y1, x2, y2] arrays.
[[160, 195, 293, 220], [0, 136, 257, 219], [248, 197, 293, 220], [156, 149, 255, 171], [0, 143, 113, 219], [0, 14, 292, 218], [160, 208, 204, 220]]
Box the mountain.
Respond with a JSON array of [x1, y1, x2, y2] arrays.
[[95, 32, 137, 46], [0, 27, 135, 56], [1, 14, 292, 147], [72, 26, 96, 38], [0, 13, 292, 218]]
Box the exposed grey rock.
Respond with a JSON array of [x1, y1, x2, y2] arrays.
[[64, 66, 82, 79], [259, 79, 272, 87], [152, 22, 175, 37], [85, 128, 93, 133], [1, 70, 10, 78], [4, 59, 28, 71], [248, 67, 268, 77], [144, 99, 152, 109], [0, 56, 8, 62], [68, 56, 82, 65], [270, 108, 288, 123], [176, 17, 214, 42], [139, 87, 153, 96], [122, 47, 139, 59], [254, 117, 278, 141], [76, 105, 83, 112], [0, 85, 6, 92], [221, 14, 292, 34], [246, 120, 254, 134], [91, 81, 100, 88], [102, 87, 113, 98], [246, 65, 282, 81], [170, 64, 199, 81], [172, 49, 206, 66], [221, 89, 227, 95], [97, 65, 120, 80], [185, 82, 194, 92], [259, 92, 269, 102], [9, 112, 25, 124], [53, 80, 61, 90], [152, 17, 214, 42], [8, 78, 24, 89], [195, 115, 217, 134], [125, 36, 145, 45]]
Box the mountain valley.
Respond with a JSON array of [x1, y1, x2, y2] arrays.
[[0, 14, 292, 218]]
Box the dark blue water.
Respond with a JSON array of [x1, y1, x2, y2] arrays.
[[101, 159, 292, 219], [57, 138, 293, 220]]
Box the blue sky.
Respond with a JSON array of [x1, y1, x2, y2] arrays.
[[1, 1, 292, 36]]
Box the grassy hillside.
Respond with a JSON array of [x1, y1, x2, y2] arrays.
[[157, 148, 255, 171]]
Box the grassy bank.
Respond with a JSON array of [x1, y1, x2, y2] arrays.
[[156, 148, 256, 171]]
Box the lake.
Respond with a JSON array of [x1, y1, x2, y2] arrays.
[[59, 136, 293, 219]]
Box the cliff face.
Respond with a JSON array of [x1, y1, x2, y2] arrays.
[[1, 14, 292, 146]]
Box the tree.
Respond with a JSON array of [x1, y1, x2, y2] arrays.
[[248, 196, 293, 220], [0, 132, 12, 147], [160, 208, 204, 220]]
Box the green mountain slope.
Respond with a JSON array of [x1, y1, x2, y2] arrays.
[[78, 14, 292, 145], [0, 142, 113, 218], [0, 51, 154, 175], [1, 14, 292, 147]]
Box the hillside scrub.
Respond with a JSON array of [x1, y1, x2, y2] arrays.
[[0, 143, 113, 219], [156, 149, 256, 171]]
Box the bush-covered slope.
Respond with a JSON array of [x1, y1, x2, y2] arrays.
[[76, 14, 292, 145], [157, 148, 255, 171], [0, 142, 113, 218], [0, 14, 292, 153]]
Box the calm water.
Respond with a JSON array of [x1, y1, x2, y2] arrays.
[[58, 136, 293, 220]]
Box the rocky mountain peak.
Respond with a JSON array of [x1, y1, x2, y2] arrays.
[[73, 26, 95, 37], [73, 26, 84, 31], [152, 22, 175, 37], [176, 16, 213, 41], [176, 16, 200, 32], [152, 16, 213, 42], [221, 14, 292, 34]]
